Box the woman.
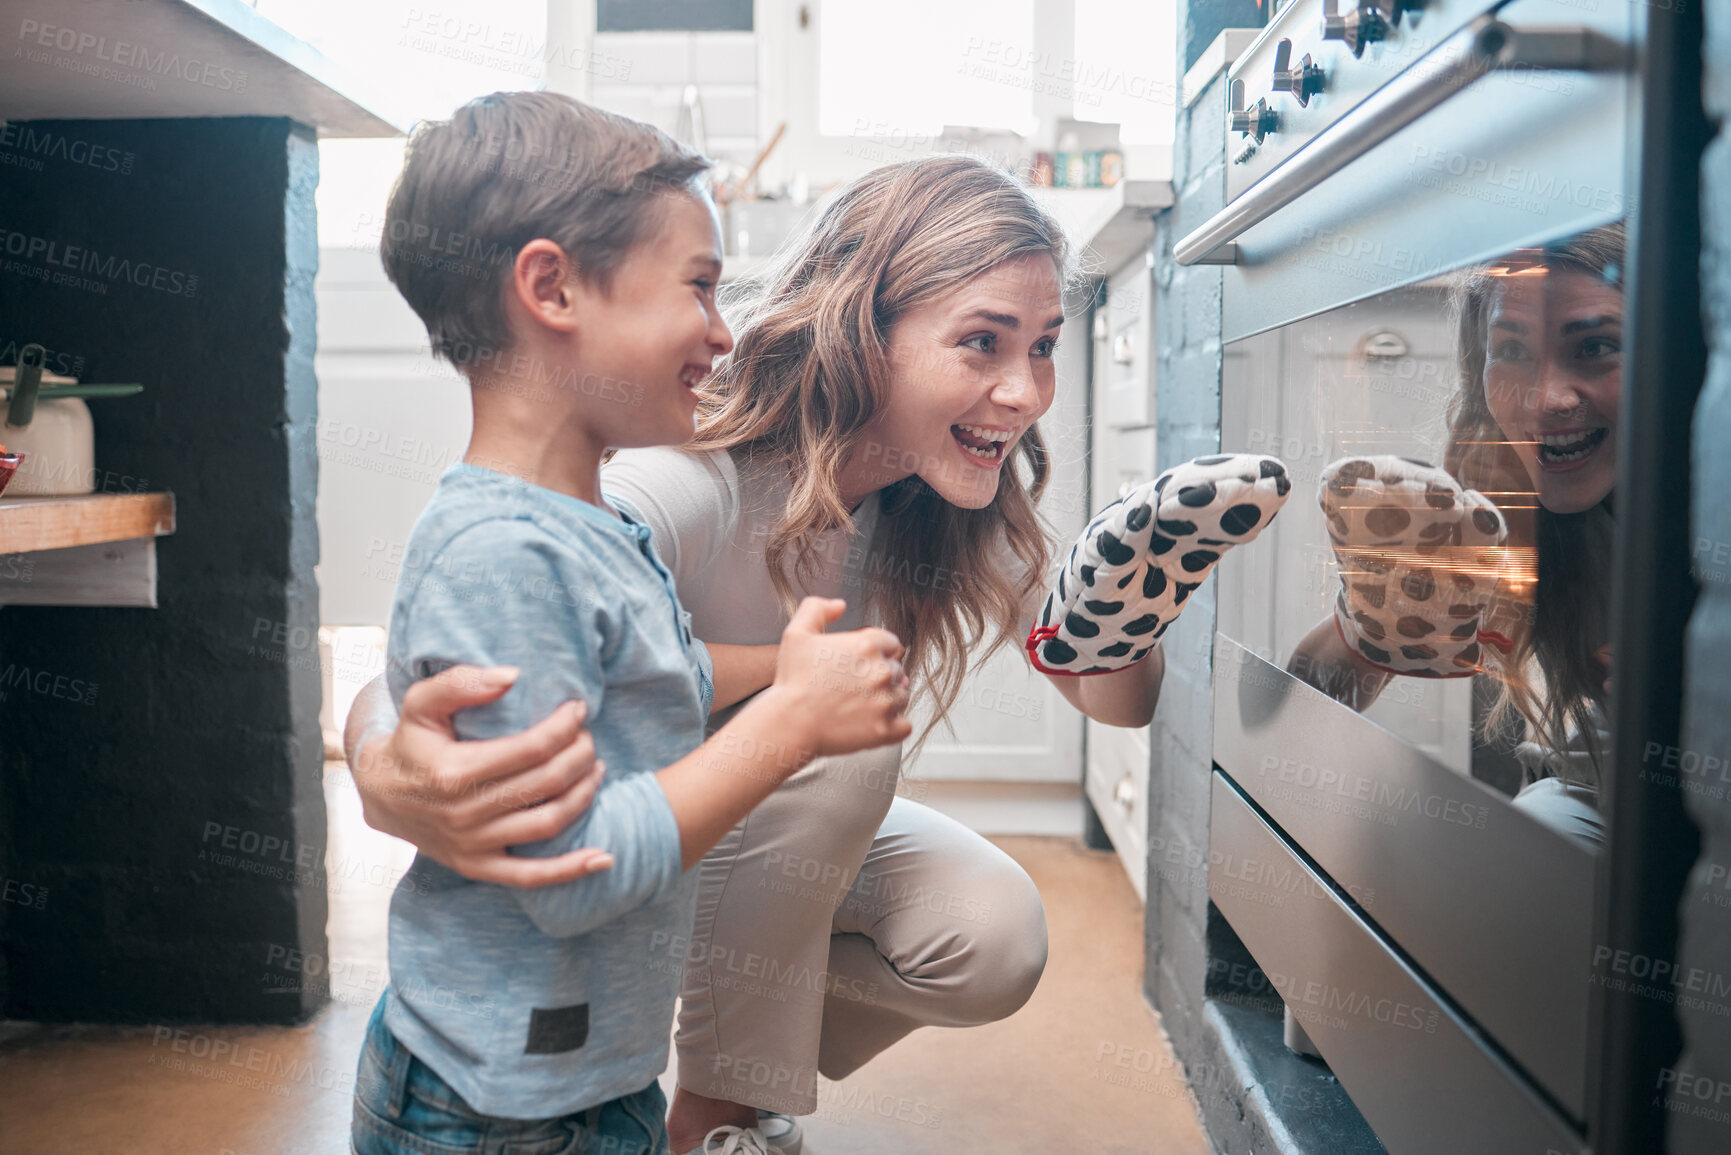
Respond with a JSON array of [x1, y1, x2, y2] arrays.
[[346, 155, 1175, 1154], [1288, 224, 1623, 843]]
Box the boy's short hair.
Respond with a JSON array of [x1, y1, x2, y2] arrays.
[[381, 91, 711, 368]]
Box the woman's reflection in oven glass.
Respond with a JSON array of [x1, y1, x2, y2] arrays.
[[1288, 223, 1625, 850]]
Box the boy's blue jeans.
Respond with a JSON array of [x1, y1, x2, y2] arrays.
[[351, 995, 670, 1155]]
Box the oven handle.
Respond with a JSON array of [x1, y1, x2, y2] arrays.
[[1173, 16, 1629, 267]]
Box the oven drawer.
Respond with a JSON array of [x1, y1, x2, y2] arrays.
[[1209, 771, 1584, 1155], [1212, 634, 1595, 1118]]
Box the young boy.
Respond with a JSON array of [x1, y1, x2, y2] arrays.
[[352, 92, 912, 1155]]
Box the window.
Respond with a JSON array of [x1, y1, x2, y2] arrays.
[[1071, 0, 1179, 146], [598, 0, 752, 32], [251, 0, 553, 249], [818, 0, 1037, 138]]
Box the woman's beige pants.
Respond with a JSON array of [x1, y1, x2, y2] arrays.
[[673, 746, 1050, 1114]]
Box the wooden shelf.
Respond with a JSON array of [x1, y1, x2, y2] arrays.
[[0, 493, 176, 554]]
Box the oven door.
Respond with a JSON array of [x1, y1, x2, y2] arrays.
[[1189, 0, 1635, 1148]]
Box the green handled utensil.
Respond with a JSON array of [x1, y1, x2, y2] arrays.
[[4, 343, 144, 429]]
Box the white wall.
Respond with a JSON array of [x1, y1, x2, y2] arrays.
[[313, 249, 471, 627]]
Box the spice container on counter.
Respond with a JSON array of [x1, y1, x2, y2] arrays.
[[1099, 150, 1124, 187], [1052, 152, 1080, 188], [1046, 148, 1127, 189], [1082, 150, 1102, 188]]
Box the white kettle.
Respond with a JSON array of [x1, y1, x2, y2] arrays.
[[1, 345, 141, 497]]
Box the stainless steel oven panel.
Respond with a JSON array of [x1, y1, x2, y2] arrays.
[[1221, 0, 1632, 342], [1209, 771, 1585, 1155], [1226, 0, 1502, 203], [1220, 284, 1476, 773], [1212, 635, 1596, 1116]]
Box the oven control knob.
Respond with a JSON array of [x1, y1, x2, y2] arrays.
[[1270, 40, 1327, 106], [1229, 97, 1281, 144], [1391, 0, 1426, 26], [1322, 0, 1390, 56]]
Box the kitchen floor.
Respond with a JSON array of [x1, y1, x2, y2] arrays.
[[0, 766, 1208, 1155]]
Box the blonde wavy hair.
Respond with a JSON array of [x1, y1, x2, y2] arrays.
[[688, 154, 1071, 742], [1445, 222, 1624, 782]]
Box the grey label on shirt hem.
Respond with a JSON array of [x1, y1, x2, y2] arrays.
[[525, 1003, 590, 1054]]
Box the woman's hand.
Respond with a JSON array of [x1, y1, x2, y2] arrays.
[[1027, 453, 1291, 676], [345, 667, 614, 887], [1027, 453, 1289, 727]]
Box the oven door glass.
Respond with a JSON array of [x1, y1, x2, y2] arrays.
[[1218, 221, 1623, 1115]]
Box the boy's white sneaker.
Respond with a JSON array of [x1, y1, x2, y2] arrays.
[[755, 1110, 805, 1154], [685, 1125, 773, 1155]]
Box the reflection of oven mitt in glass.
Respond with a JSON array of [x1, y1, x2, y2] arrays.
[[1027, 453, 1292, 675], [1322, 455, 1511, 678]]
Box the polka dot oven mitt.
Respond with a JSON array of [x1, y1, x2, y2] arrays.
[[1027, 454, 1292, 675], [1322, 455, 1510, 678]]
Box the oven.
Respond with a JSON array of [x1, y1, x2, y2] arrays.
[[1175, 0, 1641, 1151]]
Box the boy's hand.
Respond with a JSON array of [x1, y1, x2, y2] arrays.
[[771, 597, 912, 758], [348, 667, 614, 887], [655, 600, 910, 870]]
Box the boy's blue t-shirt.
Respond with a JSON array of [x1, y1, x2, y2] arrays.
[[380, 463, 713, 1119]]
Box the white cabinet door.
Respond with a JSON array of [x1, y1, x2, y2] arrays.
[[1082, 255, 1157, 894]]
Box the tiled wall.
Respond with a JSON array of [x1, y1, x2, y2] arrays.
[[1143, 58, 1228, 1062], [1144, 0, 1269, 1131], [590, 31, 759, 160]]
